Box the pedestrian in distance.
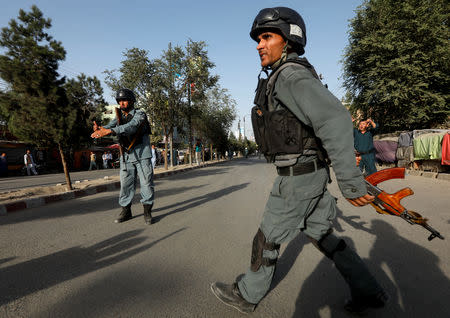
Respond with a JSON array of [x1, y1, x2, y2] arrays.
[[88, 151, 98, 170], [151, 144, 156, 170], [0, 152, 7, 177], [354, 118, 378, 176], [91, 88, 155, 225], [107, 151, 113, 168], [23, 149, 38, 176], [102, 151, 109, 169], [195, 140, 202, 165], [211, 7, 388, 315]]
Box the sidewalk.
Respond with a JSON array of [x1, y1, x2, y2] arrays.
[[376, 163, 450, 181], [0, 159, 227, 216]]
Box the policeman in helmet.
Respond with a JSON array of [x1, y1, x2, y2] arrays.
[[211, 7, 388, 314], [91, 88, 155, 225]]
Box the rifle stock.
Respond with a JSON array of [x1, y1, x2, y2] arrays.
[[365, 168, 444, 241]]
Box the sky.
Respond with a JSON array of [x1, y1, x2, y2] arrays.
[[0, 0, 364, 137]]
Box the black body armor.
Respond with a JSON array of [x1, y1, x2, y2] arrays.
[[251, 58, 327, 162], [118, 110, 151, 152]]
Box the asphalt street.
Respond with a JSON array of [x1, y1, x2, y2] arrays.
[[0, 158, 449, 318], [0, 168, 121, 192]]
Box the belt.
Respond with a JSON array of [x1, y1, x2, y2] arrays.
[[277, 160, 326, 176], [357, 149, 375, 155]]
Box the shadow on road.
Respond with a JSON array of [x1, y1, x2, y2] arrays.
[[0, 184, 209, 226], [151, 183, 250, 223], [166, 167, 230, 181], [246, 204, 449, 317], [0, 228, 186, 306], [289, 208, 450, 317]]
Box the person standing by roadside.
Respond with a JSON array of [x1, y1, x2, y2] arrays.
[[23, 149, 38, 176], [195, 140, 202, 165], [107, 151, 113, 168], [89, 151, 98, 170], [0, 153, 7, 177], [211, 7, 388, 315], [354, 118, 378, 176], [151, 145, 156, 170], [102, 151, 109, 169], [91, 88, 155, 225]]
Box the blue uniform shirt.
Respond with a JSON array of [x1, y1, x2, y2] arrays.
[[103, 108, 152, 163], [272, 53, 367, 199]]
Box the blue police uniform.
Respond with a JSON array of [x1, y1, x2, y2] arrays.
[[237, 53, 384, 305], [104, 108, 154, 208]]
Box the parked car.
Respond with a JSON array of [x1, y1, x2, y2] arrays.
[[178, 150, 185, 163]]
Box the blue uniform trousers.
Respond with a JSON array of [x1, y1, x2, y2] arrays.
[[238, 168, 382, 304], [119, 158, 155, 207]]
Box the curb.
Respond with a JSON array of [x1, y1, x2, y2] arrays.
[[0, 160, 225, 216], [406, 169, 450, 181]]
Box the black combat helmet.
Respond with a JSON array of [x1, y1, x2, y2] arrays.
[[250, 7, 307, 55], [115, 88, 136, 104]]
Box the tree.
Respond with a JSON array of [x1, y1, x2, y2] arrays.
[[105, 41, 219, 169], [0, 6, 76, 190], [150, 43, 187, 169], [342, 0, 449, 132], [193, 85, 236, 158], [65, 74, 107, 149], [104, 47, 154, 102], [184, 39, 219, 163]]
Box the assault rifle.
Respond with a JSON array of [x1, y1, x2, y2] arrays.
[[364, 167, 444, 241], [114, 107, 126, 164]]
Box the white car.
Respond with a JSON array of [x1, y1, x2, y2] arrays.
[[178, 151, 185, 163]]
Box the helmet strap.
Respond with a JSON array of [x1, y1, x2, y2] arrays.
[[268, 41, 289, 70]]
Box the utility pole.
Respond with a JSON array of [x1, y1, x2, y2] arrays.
[[238, 118, 242, 141]]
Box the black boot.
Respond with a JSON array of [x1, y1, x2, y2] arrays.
[[143, 204, 154, 225], [210, 282, 256, 314], [115, 205, 132, 223], [344, 290, 389, 314]]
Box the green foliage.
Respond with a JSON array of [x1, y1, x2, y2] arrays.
[[104, 47, 154, 101], [227, 133, 257, 156], [104, 41, 223, 153], [0, 5, 75, 147], [343, 0, 450, 132], [65, 74, 107, 148], [193, 85, 237, 154], [150, 43, 187, 138]]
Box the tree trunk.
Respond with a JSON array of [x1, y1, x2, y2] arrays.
[[210, 143, 213, 161], [58, 144, 73, 191], [164, 134, 168, 170], [202, 143, 205, 163], [169, 132, 173, 168]]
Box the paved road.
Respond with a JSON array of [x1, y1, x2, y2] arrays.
[[0, 163, 174, 192], [1, 158, 449, 318], [0, 169, 120, 192]]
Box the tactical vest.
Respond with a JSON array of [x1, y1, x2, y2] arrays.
[[118, 110, 151, 153], [251, 58, 327, 162]]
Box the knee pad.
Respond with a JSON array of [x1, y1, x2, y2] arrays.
[[317, 230, 347, 259], [250, 229, 280, 272]]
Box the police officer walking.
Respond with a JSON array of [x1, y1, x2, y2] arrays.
[[211, 7, 388, 315], [91, 88, 155, 225]]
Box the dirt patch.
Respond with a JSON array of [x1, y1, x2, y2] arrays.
[[0, 176, 120, 204]]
